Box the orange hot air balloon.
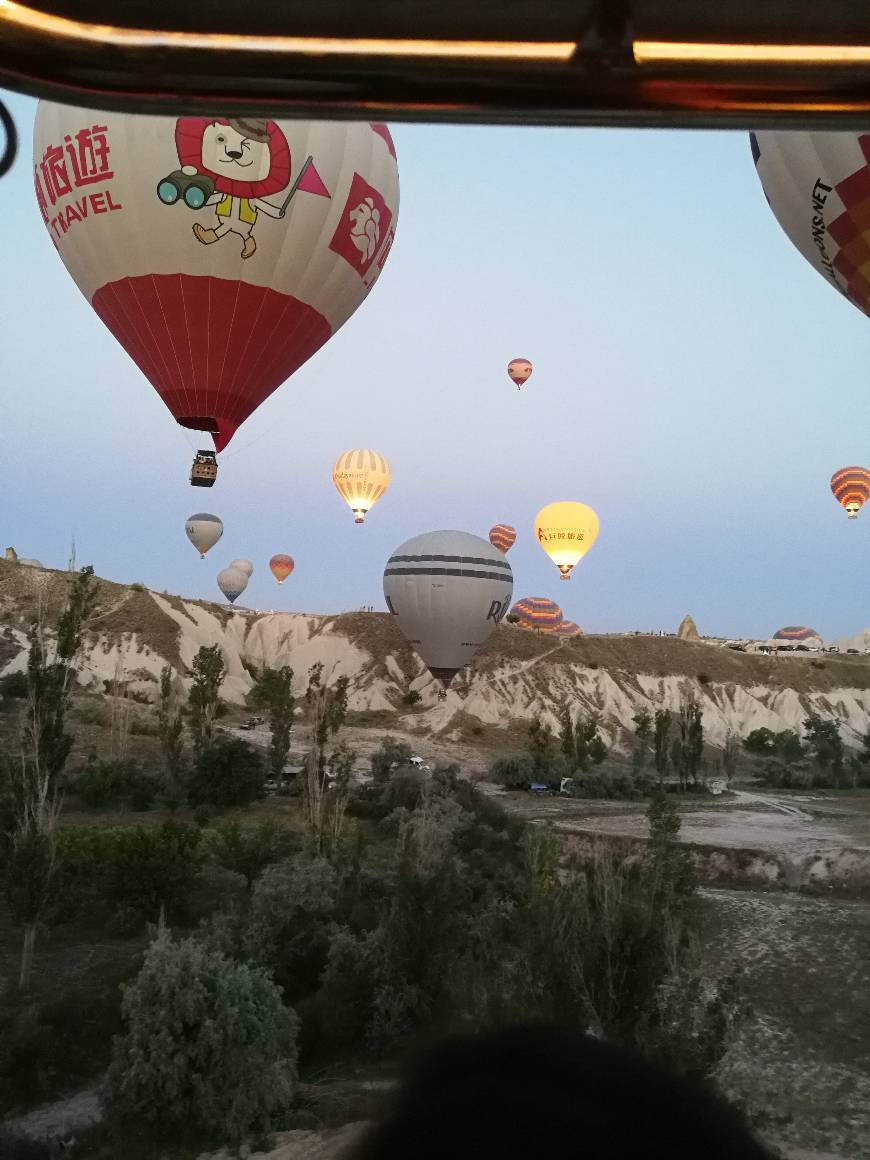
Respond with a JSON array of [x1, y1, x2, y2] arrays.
[[489, 524, 517, 554], [507, 358, 533, 390], [269, 554, 295, 583], [830, 466, 870, 519]]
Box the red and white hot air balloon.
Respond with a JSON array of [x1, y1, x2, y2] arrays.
[[507, 358, 533, 390], [269, 554, 295, 583], [33, 107, 400, 482], [489, 524, 517, 554]]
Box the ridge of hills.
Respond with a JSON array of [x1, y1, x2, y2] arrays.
[[2, 559, 870, 749]]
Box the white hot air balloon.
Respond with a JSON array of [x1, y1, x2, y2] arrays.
[[33, 106, 400, 481], [217, 565, 248, 604], [229, 558, 254, 577], [186, 513, 223, 557], [383, 530, 513, 688]]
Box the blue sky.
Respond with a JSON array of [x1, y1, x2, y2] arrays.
[[2, 92, 869, 640]]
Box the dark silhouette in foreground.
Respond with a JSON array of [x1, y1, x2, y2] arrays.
[[349, 1025, 775, 1160]]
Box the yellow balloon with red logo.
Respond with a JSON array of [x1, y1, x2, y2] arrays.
[[534, 502, 600, 580]]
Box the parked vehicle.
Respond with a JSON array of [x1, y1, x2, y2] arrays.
[[238, 715, 265, 730]]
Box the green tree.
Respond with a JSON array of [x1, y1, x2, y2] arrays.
[[678, 699, 704, 789], [188, 644, 226, 752], [202, 818, 296, 891], [157, 665, 185, 799], [370, 736, 414, 783], [653, 709, 671, 788], [187, 736, 265, 808], [803, 713, 845, 786], [304, 663, 350, 853], [632, 708, 653, 769], [105, 933, 298, 1151], [558, 706, 575, 761], [101, 820, 202, 924], [249, 664, 295, 778], [1, 565, 97, 990], [527, 715, 554, 777], [722, 730, 740, 784], [743, 727, 776, 756]]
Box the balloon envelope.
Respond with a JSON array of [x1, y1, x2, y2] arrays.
[[508, 358, 533, 388], [217, 566, 248, 604], [383, 530, 513, 686], [750, 131, 870, 321], [185, 512, 223, 557], [535, 502, 600, 580], [332, 449, 391, 523], [830, 466, 870, 518], [229, 559, 254, 577], [489, 524, 517, 554], [510, 596, 563, 632], [269, 554, 295, 583], [34, 105, 400, 451]]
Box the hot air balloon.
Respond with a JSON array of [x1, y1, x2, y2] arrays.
[[489, 524, 517, 554], [34, 106, 400, 483], [507, 358, 533, 390], [185, 512, 223, 557], [535, 502, 600, 580], [269, 554, 295, 583], [830, 466, 870, 519], [750, 132, 870, 321], [556, 620, 583, 637], [230, 559, 254, 577], [383, 530, 513, 687], [510, 596, 563, 632], [217, 565, 248, 604], [332, 450, 391, 523]]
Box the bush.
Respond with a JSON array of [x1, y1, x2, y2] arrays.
[[187, 736, 265, 808], [69, 760, 162, 810], [202, 818, 298, 889], [105, 933, 298, 1151], [490, 754, 535, 788], [0, 671, 28, 699], [697, 672, 710, 685], [370, 736, 414, 783], [402, 689, 422, 706]]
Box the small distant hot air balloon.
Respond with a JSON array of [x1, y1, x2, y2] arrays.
[[230, 559, 254, 577], [489, 524, 517, 554], [383, 530, 513, 687], [217, 565, 248, 604], [270, 554, 295, 583], [830, 467, 870, 519], [34, 105, 400, 484], [186, 513, 223, 558], [535, 502, 600, 580], [507, 358, 533, 390], [750, 131, 870, 322], [332, 449, 391, 524]]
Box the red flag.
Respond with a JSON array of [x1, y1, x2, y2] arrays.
[[297, 159, 330, 198]]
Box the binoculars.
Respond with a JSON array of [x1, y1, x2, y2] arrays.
[[157, 169, 217, 210]]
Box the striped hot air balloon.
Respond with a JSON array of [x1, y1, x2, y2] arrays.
[[830, 466, 870, 518], [269, 554, 295, 583], [773, 626, 822, 643], [556, 620, 583, 637], [489, 524, 517, 554], [332, 449, 391, 524], [510, 597, 563, 633]]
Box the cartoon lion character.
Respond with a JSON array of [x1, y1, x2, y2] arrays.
[[173, 117, 292, 259]]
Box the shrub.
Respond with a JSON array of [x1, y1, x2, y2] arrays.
[[0, 671, 28, 699], [187, 736, 265, 808], [697, 672, 710, 685], [69, 760, 161, 810], [105, 933, 298, 1151], [370, 736, 414, 783], [402, 689, 422, 706], [490, 754, 535, 788], [202, 819, 298, 890]]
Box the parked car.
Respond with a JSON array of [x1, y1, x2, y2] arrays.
[[238, 715, 265, 730], [528, 782, 553, 796], [409, 755, 431, 771], [847, 648, 860, 655]]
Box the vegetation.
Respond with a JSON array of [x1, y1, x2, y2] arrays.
[[105, 932, 298, 1151], [187, 736, 265, 809], [0, 565, 97, 990], [302, 663, 354, 854], [187, 644, 226, 752], [249, 664, 295, 778]]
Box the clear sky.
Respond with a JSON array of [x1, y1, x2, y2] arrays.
[[2, 92, 869, 641]]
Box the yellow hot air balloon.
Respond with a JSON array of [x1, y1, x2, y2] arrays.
[[535, 502, 600, 580], [332, 449, 391, 524]]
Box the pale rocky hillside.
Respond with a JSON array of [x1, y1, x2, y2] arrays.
[[2, 560, 870, 751]]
